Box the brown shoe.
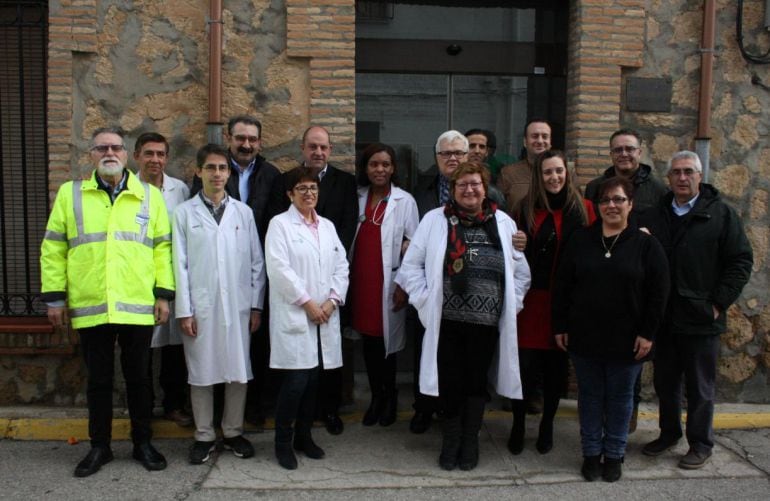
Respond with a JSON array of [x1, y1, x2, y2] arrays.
[[164, 409, 194, 427]]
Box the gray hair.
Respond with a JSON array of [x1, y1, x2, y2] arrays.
[[91, 126, 126, 146], [666, 150, 702, 174], [435, 130, 468, 153]]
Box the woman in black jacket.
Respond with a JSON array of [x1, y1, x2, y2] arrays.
[[552, 176, 669, 483]]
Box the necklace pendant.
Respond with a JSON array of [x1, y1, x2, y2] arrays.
[[605, 251, 611, 258]]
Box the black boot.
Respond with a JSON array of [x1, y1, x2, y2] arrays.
[[507, 399, 526, 455], [535, 419, 553, 454], [459, 397, 485, 471], [379, 389, 398, 427], [294, 421, 325, 459], [275, 423, 297, 470], [602, 456, 623, 482], [362, 392, 384, 426], [439, 415, 462, 471], [581, 455, 602, 481]]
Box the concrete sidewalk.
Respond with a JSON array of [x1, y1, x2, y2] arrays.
[[1, 400, 769, 500]]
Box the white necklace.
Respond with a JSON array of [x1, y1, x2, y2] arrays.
[[602, 232, 621, 258], [368, 192, 389, 226]]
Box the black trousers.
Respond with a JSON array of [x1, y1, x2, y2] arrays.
[[148, 344, 188, 413], [78, 324, 154, 447], [361, 335, 397, 396], [437, 319, 498, 418], [246, 304, 271, 416], [408, 305, 440, 414], [653, 332, 720, 453], [274, 367, 320, 442]]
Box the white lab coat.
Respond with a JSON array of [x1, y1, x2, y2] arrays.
[[395, 207, 531, 399], [137, 172, 190, 348], [266, 204, 350, 370], [349, 185, 418, 355], [172, 195, 266, 386]]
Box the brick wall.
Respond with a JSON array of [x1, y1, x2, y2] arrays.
[[286, 0, 355, 171], [566, 0, 646, 184]]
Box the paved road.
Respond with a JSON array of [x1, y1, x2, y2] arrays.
[[1, 403, 768, 501]]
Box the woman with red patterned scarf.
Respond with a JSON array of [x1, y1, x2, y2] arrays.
[[396, 162, 531, 471]]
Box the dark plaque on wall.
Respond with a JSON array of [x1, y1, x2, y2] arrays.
[[626, 77, 672, 112]]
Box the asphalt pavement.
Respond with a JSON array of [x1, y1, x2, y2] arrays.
[[1, 397, 769, 500]]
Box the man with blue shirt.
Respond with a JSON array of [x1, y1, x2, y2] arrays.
[[640, 151, 752, 469]]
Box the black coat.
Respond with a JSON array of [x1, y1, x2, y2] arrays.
[[190, 154, 280, 244], [552, 221, 670, 361], [266, 164, 358, 251], [585, 163, 669, 212], [638, 184, 753, 336]]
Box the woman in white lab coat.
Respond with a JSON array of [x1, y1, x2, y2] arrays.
[[396, 162, 531, 472], [349, 143, 418, 427], [265, 166, 350, 471]]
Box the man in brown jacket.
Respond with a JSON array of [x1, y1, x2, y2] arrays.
[[497, 119, 552, 214]]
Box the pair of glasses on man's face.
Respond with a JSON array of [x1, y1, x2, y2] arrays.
[[294, 185, 319, 194], [437, 150, 467, 159], [91, 144, 125, 154], [610, 146, 639, 155]]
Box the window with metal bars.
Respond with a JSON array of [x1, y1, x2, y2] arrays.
[[0, 1, 49, 317]]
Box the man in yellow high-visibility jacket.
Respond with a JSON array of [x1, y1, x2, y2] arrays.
[[40, 126, 175, 478]]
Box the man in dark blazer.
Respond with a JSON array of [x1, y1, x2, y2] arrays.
[[266, 125, 358, 435], [191, 115, 280, 428]]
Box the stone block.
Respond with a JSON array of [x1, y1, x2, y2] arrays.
[[18, 365, 47, 385], [713, 164, 750, 199], [718, 353, 758, 384], [724, 306, 755, 350], [730, 115, 760, 150]]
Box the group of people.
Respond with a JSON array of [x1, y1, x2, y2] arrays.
[[40, 117, 753, 483]]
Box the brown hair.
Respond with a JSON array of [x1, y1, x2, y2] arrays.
[[522, 150, 588, 229], [449, 162, 490, 196]]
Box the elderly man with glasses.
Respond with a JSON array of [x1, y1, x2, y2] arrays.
[[41, 126, 174, 477]]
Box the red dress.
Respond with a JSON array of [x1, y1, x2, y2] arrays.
[[350, 193, 388, 337], [517, 200, 596, 350]]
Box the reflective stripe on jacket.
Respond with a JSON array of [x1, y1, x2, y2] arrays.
[[40, 170, 174, 329]]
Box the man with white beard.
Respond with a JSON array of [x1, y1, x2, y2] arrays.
[[40, 126, 175, 478]]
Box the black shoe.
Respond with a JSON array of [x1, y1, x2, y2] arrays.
[[507, 424, 525, 455], [379, 390, 398, 427], [132, 442, 167, 471], [362, 394, 384, 426], [222, 435, 255, 458], [189, 440, 216, 465], [581, 455, 602, 482], [535, 421, 553, 454], [602, 456, 623, 482], [275, 441, 297, 470], [642, 435, 680, 457], [678, 448, 712, 469], [294, 434, 325, 459], [409, 411, 432, 434], [324, 413, 344, 435], [74, 446, 113, 478]]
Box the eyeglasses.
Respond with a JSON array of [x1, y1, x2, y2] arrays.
[[668, 168, 698, 178], [437, 150, 467, 159], [294, 185, 319, 194], [202, 164, 229, 172], [91, 144, 125, 154], [233, 135, 259, 143], [598, 196, 629, 206], [610, 146, 639, 155], [455, 181, 483, 191]]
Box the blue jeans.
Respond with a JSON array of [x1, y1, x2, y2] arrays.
[[570, 353, 642, 459]]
